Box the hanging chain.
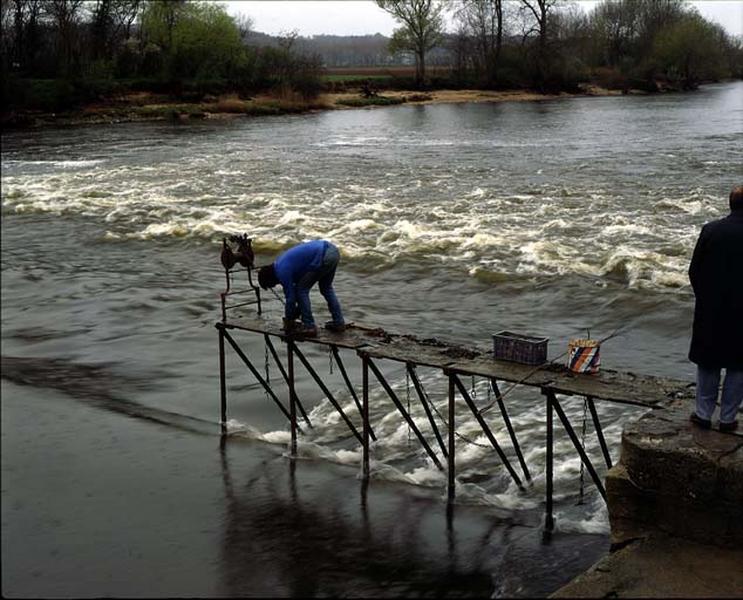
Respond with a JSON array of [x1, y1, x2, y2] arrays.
[[577, 396, 588, 505], [470, 375, 477, 403], [413, 369, 490, 450], [328, 347, 334, 375]]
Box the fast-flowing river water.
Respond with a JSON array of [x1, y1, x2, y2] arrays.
[[2, 81, 741, 597]]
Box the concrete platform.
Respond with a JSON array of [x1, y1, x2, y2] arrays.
[[608, 407, 743, 548], [551, 534, 743, 598], [553, 406, 743, 598]]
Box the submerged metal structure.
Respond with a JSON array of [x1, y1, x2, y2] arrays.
[[216, 243, 694, 533]]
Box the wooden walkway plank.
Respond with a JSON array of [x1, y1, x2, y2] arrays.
[[227, 318, 693, 408]]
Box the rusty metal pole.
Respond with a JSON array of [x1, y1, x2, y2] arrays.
[[288, 338, 297, 457], [448, 372, 456, 503], [362, 353, 370, 479], [218, 324, 227, 435]]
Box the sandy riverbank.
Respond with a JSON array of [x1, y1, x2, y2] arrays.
[[2, 85, 630, 128]]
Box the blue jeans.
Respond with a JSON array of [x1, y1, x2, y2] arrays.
[[695, 366, 743, 424], [295, 244, 344, 327]]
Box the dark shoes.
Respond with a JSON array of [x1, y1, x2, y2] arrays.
[[294, 324, 318, 337], [282, 319, 317, 337], [689, 413, 711, 429], [324, 321, 346, 333], [690, 413, 739, 433]]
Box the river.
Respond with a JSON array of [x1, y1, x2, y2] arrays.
[[2, 81, 741, 597]]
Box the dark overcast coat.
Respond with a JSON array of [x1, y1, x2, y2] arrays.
[[688, 210, 743, 369]]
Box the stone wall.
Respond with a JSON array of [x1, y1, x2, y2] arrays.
[[606, 406, 743, 548]]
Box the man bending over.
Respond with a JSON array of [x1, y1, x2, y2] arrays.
[[258, 240, 346, 337]]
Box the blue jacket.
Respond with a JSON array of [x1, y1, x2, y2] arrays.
[[275, 240, 329, 317]]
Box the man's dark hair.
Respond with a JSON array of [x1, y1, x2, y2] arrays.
[[258, 264, 279, 289], [730, 186, 743, 212]]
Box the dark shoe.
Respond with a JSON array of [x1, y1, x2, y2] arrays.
[[324, 321, 346, 333], [295, 324, 318, 337], [689, 413, 711, 429], [282, 318, 300, 333], [719, 420, 739, 433]]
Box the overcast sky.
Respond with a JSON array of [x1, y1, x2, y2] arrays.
[[223, 0, 743, 38]]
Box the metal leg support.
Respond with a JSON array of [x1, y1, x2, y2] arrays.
[[218, 325, 227, 434], [453, 374, 523, 490], [288, 339, 297, 456], [407, 364, 448, 459], [587, 396, 613, 469], [362, 353, 370, 479], [367, 357, 443, 470], [332, 345, 376, 441], [220, 326, 297, 429], [293, 345, 363, 445], [544, 388, 554, 536], [264, 334, 312, 428], [448, 373, 456, 502], [490, 378, 531, 482], [549, 390, 607, 501]]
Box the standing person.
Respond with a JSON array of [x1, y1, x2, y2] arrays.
[[688, 186, 743, 432], [258, 240, 345, 337]]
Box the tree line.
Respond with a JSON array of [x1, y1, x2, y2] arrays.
[[380, 0, 742, 90], [1, 0, 741, 112], [0, 0, 324, 110]]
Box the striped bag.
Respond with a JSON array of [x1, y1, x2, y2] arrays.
[[568, 339, 601, 374]]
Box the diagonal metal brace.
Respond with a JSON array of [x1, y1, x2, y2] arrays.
[[292, 345, 363, 445], [366, 357, 444, 470], [407, 364, 448, 459], [489, 378, 532, 482], [548, 390, 607, 502], [263, 334, 312, 428], [452, 374, 523, 490], [220, 326, 301, 433], [587, 396, 612, 469], [332, 345, 376, 441]]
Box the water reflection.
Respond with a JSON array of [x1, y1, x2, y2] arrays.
[[219, 442, 494, 597], [217, 441, 607, 598]]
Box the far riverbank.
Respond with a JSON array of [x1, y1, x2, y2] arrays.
[[0, 84, 652, 130]]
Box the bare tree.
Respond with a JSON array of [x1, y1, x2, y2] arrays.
[[518, 0, 560, 89], [234, 13, 253, 45], [455, 0, 504, 85], [3, 0, 43, 72], [376, 0, 445, 87], [45, 0, 85, 74]]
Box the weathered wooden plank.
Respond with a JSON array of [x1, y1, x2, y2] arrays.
[[227, 318, 693, 407]]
